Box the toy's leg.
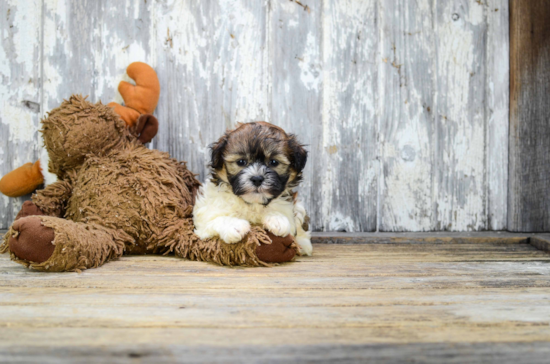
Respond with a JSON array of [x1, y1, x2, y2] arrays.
[[158, 217, 297, 267], [15, 200, 47, 220], [256, 231, 297, 263], [1, 216, 130, 272]]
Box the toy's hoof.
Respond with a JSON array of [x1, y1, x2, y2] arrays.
[[9, 216, 55, 263], [256, 232, 297, 263], [15, 201, 45, 221]]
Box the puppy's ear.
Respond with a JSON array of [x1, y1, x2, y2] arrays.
[[210, 133, 228, 169], [288, 135, 308, 173]]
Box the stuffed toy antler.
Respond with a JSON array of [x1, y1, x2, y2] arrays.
[[0, 62, 160, 197]]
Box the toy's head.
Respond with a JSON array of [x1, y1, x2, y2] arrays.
[[41, 95, 127, 177], [41, 95, 158, 178], [0, 63, 161, 198]]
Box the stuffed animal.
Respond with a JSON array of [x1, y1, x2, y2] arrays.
[[0, 62, 159, 198], [0, 95, 297, 271]]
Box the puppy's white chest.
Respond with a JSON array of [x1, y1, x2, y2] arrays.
[[236, 203, 268, 225], [231, 194, 295, 231], [193, 181, 296, 233]]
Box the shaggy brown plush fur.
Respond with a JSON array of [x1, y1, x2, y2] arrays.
[[1, 95, 297, 271]]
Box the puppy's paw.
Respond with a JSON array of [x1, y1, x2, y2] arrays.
[[216, 218, 251, 244], [296, 237, 313, 256], [263, 214, 291, 237]]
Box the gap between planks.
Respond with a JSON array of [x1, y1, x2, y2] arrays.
[[1, 230, 549, 253]]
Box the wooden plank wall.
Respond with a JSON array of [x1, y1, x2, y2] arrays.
[[0, 0, 42, 229], [0, 0, 511, 232], [509, 0, 550, 232]]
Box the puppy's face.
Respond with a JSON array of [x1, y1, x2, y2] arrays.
[[210, 122, 307, 205]]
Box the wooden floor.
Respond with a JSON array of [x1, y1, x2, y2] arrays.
[[1, 233, 550, 363]]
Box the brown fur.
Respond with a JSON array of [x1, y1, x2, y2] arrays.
[[210, 122, 307, 190], [0, 96, 297, 271]]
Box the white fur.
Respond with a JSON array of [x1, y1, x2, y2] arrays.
[[237, 163, 275, 204], [38, 144, 57, 186], [193, 180, 312, 256]]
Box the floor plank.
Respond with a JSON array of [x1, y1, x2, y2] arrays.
[[1, 240, 550, 362]]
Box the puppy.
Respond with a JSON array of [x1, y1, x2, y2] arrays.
[[192, 122, 312, 256]]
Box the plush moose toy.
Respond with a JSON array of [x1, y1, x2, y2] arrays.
[[0, 66, 296, 271], [0, 62, 160, 198]]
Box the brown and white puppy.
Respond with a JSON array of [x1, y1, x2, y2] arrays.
[[192, 122, 312, 256]]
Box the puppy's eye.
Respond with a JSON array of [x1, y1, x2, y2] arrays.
[[269, 159, 279, 167], [236, 159, 247, 167]]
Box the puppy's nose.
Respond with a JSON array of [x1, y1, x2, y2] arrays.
[[250, 176, 264, 186]]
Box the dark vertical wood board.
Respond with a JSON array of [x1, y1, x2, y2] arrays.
[[0, 0, 42, 228], [509, 0, 550, 232]]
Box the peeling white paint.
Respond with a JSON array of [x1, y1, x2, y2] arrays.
[[298, 33, 321, 92], [1, 103, 36, 143], [8, 0, 40, 74], [329, 212, 357, 232], [0, 0, 42, 226], [0, 39, 10, 76], [0, 0, 510, 231], [320, 0, 378, 231], [485, 0, 509, 230], [434, 0, 487, 231]]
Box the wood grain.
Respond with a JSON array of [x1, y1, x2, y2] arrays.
[[509, 0, 550, 232], [0, 0, 42, 228], [378, 0, 437, 231], [153, 0, 270, 184], [311, 231, 532, 244], [2, 342, 550, 364], [1, 242, 550, 362], [380, 0, 509, 232], [486, 0, 509, 230], [318, 0, 378, 232], [42, 0, 154, 111], [269, 0, 324, 229], [0, 0, 514, 232], [433, 0, 488, 231], [530, 234, 550, 252]]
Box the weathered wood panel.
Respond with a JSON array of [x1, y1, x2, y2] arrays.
[[153, 0, 270, 183], [433, 0, 487, 231], [269, 0, 324, 229], [378, 0, 437, 231], [318, 0, 378, 232], [486, 0, 509, 230], [42, 0, 153, 113], [0, 1, 42, 227], [509, 0, 550, 232], [0, 0, 512, 232], [1, 242, 550, 361], [380, 0, 509, 232]]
